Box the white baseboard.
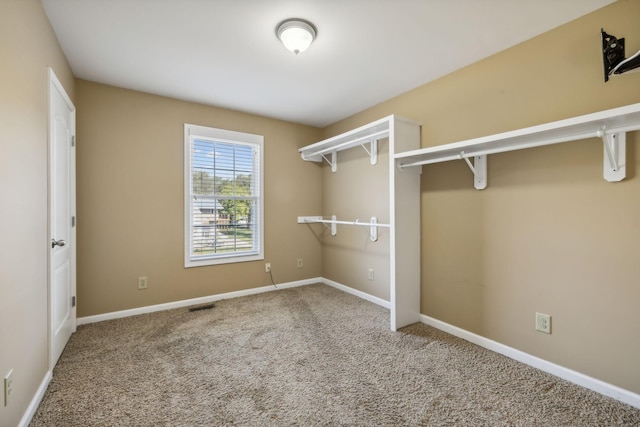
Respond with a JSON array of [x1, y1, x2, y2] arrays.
[[420, 314, 640, 410], [77, 277, 389, 326], [321, 278, 390, 309], [78, 278, 320, 325], [19, 370, 52, 427]]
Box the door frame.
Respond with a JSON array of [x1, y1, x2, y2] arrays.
[[48, 67, 77, 370]]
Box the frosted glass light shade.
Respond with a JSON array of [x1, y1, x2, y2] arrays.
[[276, 19, 316, 55]]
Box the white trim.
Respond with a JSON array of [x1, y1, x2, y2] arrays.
[[420, 314, 640, 409], [48, 67, 74, 109], [77, 278, 320, 325], [18, 370, 52, 427], [321, 278, 390, 309]]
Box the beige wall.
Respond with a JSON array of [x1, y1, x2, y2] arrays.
[[321, 141, 391, 300], [322, 0, 640, 394], [75, 80, 323, 317], [0, 1, 75, 425]]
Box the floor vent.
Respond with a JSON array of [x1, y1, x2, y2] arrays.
[[188, 303, 215, 312]]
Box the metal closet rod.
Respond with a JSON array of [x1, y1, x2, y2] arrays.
[[298, 216, 390, 227], [297, 215, 389, 242], [314, 218, 390, 227]]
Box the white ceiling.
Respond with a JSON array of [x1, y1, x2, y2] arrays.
[[41, 0, 615, 128]]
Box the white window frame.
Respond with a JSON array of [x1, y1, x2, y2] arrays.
[[184, 123, 264, 268]]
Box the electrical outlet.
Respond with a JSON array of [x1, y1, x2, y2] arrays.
[[265, 263, 271, 273], [368, 268, 374, 281], [536, 312, 551, 334], [297, 258, 303, 268], [4, 369, 13, 406], [137, 276, 148, 290]]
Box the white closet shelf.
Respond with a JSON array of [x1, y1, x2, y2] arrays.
[[395, 102, 640, 188], [298, 215, 389, 242], [299, 115, 419, 172]]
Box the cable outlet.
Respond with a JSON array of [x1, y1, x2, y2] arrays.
[[137, 276, 148, 290], [4, 369, 14, 407], [297, 258, 303, 268], [368, 268, 374, 281], [265, 263, 271, 273], [535, 312, 551, 334]]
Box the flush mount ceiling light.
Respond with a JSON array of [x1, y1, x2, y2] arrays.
[[276, 18, 317, 55]]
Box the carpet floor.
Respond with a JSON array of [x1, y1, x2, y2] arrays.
[[31, 284, 640, 426]]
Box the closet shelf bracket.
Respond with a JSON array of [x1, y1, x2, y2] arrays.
[[598, 128, 625, 182], [460, 152, 487, 190], [320, 152, 338, 172], [359, 139, 378, 166]]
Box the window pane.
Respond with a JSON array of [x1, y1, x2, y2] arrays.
[[191, 197, 256, 256], [192, 197, 217, 255], [186, 125, 262, 267], [192, 171, 214, 195]]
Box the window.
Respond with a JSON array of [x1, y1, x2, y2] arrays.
[[184, 124, 263, 267]]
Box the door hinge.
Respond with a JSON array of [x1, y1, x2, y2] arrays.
[[71, 135, 75, 147], [71, 296, 76, 307], [71, 216, 76, 227]]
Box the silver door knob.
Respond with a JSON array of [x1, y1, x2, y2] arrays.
[[51, 239, 67, 248]]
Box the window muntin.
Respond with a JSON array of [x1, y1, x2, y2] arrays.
[[185, 124, 263, 267]]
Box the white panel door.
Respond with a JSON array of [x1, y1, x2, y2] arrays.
[[49, 68, 76, 368]]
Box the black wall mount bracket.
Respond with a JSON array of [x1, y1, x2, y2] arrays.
[[601, 28, 640, 82]]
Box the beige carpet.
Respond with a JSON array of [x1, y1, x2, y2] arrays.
[[31, 284, 640, 426]]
